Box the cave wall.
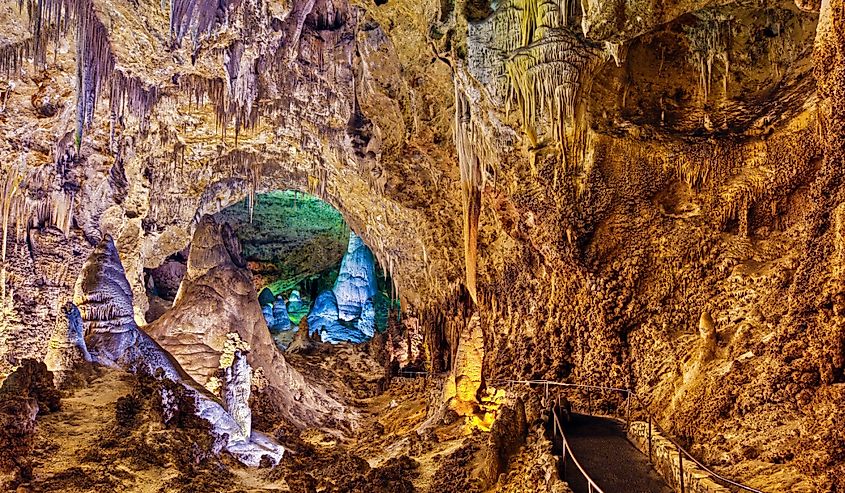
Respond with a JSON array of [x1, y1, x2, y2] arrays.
[[1, 0, 844, 488]]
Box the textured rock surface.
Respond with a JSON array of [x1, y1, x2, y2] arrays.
[[306, 289, 368, 343], [145, 215, 353, 429], [334, 232, 379, 322], [305, 231, 379, 343], [72, 235, 284, 466], [271, 295, 292, 332], [43, 301, 92, 388]]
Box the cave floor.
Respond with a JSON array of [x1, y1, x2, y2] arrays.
[[560, 414, 672, 493], [17, 345, 486, 492], [16, 343, 575, 492]]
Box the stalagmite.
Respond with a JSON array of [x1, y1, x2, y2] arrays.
[[333, 232, 378, 322], [443, 312, 484, 417], [146, 215, 353, 429], [220, 334, 252, 443], [73, 235, 284, 466], [43, 301, 91, 388]]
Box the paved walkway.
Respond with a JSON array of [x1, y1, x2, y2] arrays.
[[557, 413, 673, 493]]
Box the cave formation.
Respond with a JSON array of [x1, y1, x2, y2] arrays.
[[0, 0, 843, 491]]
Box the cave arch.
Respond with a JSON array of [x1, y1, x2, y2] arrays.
[[207, 190, 400, 347]]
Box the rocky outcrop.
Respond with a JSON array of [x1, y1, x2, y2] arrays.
[[261, 304, 275, 330], [261, 295, 292, 334], [148, 259, 187, 301], [73, 235, 284, 466], [0, 359, 61, 487], [357, 299, 376, 339], [334, 232, 378, 322], [304, 232, 378, 343], [307, 290, 366, 343], [146, 215, 353, 429], [0, 359, 61, 415], [43, 302, 92, 389]]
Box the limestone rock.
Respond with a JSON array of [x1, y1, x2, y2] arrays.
[[43, 302, 92, 388], [287, 319, 315, 355], [221, 349, 252, 444], [145, 215, 354, 429], [149, 260, 187, 301], [307, 290, 368, 344], [0, 359, 61, 414], [446, 312, 484, 417], [271, 296, 292, 332], [72, 235, 284, 466], [333, 232, 378, 322], [262, 304, 275, 329], [356, 299, 376, 339]]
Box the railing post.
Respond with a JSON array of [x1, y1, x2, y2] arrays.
[[561, 437, 567, 480], [544, 381, 549, 407], [678, 444, 685, 493]]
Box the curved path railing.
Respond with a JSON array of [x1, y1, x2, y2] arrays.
[[493, 379, 765, 493], [550, 403, 605, 493]]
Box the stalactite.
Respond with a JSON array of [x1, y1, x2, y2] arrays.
[[178, 74, 227, 128], [685, 12, 731, 105], [604, 41, 623, 67], [20, 0, 69, 69], [454, 83, 487, 304], [0, 38, 33, 78], [504, 11, 604, 172], [73, 0, 115, 145], [170, 0, 224, 50], [519, 0, 540, 47], [20, 0, 162, 146], [0, 164, 23, 313]]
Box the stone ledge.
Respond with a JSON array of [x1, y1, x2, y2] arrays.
[[628, 421, 731, 493]]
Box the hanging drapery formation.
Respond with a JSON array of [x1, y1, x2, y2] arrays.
[[503, 0, 605, 174], [169, 0, 224, 50], [454, 79, 495, 304], [1, 164, 24, 315], [685, 12, 731, 105], [17, 0, 162, 148], [0, 37, 33, 78], [74, 0, 159, 146]]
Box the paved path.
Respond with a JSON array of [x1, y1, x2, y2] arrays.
[[557, 413, 673, 493]]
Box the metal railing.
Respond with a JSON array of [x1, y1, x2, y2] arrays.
[[551, 402, 605, 493], [494, 379, 765, 493]]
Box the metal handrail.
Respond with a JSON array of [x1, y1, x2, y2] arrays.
[[627, 392, 764, 493], [494, 378, 765, 493], [552, 406, 604, 493]]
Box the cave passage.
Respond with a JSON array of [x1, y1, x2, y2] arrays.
[[211, 191, 397, 349]]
